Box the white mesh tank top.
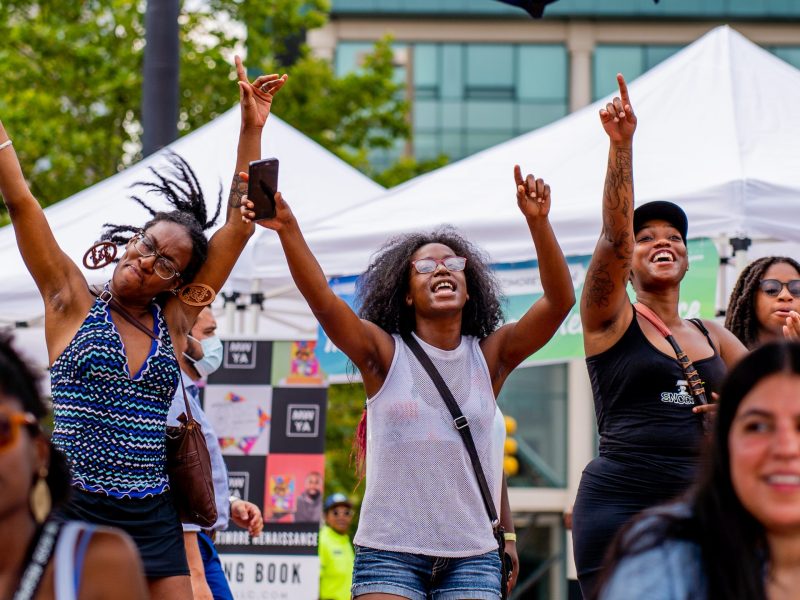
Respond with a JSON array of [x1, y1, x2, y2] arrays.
[[353, 332, 502, 557]]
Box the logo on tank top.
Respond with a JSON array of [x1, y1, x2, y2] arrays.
[[660, 379, 695, 405]]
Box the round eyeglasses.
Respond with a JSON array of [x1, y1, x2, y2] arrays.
[[759, 279, 800, 298], [132, 232, 181, 280], [411, 256, 467, 274]]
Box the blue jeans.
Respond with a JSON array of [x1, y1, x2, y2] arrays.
[[198, 532, 234, 600], [351, 545, 502, 600]]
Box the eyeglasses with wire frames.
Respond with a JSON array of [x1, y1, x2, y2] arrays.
[[411, 256, 467, 274], [758, 279, 800, 298], [0, 411, 39, 453], [131, 232, 181, 280]]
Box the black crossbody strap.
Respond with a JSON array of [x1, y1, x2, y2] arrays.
[[402, 333, 499, 527], [13, 520, 63, 600]]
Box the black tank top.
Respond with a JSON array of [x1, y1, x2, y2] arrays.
[[586, 306, 727, 461]]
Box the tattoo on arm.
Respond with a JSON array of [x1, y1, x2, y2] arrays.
[[228, 173, 246, 208], [583, 261, 615, 309], [601, 147, 634, 263]]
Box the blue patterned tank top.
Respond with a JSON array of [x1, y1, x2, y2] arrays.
[[51, 295, 179, 498]]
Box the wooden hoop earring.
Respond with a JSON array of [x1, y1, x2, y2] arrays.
[[177, 283, 216, 307], [82, 241, 117, 269]]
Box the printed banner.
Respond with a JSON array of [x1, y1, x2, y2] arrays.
[[316, 238, 719, 375], [205, 339, 328, 600]]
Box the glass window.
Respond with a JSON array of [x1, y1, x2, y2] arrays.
[[334, 42, 374, 75], [769, 46, 800, 70], [466, 44, 514, 90], [517, 45, 568, 101], [498, 363, 568, 488], [593, 44, 684, 100]]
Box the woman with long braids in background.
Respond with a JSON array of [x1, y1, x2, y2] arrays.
[[0, 57, 286, 599], [0, 333, 148, 600], [241, 165, 574, 599], [725, 256, 800, 349]]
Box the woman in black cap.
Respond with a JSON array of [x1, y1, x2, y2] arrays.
[[571, 74, 747, 598]]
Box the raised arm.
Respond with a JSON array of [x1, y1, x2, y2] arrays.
[[173, 56, 287, 326], [241, 193, 393, 395], [0, 121, 87, 307], [581, 74, 638, 343], [482, 167, 575, 392]]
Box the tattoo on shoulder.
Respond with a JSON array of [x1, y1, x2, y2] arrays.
[[228, 174, 246, 208]]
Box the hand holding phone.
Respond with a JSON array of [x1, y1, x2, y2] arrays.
[[247, 158, 279, 220]]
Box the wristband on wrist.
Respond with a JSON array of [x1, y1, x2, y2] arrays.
[[0, 139, 12, 152], [229, 495, 240, 505], [503, 532, 517, 542]]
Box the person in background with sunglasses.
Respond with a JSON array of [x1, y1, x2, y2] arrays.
[[240, 164, 574, 600], [725, 256, 800, 349], [0, 333, 148, 600], [0, 57, 285, 599], [319, 493, 355, 600]]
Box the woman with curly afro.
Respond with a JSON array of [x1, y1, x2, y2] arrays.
[[242, 166, 574, 600], [725, 256, 800, 349]]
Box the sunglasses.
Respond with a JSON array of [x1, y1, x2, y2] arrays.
[[0, 411, 38, 452], [411, 256, 467, 274], [758, 279, 800, 298]]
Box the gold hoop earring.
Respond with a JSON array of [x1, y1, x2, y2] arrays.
[[30, 466, 52, 524]]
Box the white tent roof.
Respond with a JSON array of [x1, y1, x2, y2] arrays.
[[241, 26, 800, 280], [0, 109, 384, 326]]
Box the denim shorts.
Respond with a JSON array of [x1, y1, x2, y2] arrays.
[[351, 545, 502, 600]]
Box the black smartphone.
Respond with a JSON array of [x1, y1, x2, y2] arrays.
[[247, 157, 279, 220]]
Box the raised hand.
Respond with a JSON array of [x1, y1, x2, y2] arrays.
[[783, 310, 800, 341], [514, 165, 550, 220], [235, 55, 287, 129], [599, 73, 637, 143], [241, 190, 293, 228]]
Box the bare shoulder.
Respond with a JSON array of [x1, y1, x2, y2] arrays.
[[79, 527, 148, 600], [701, 319, 747, 366]]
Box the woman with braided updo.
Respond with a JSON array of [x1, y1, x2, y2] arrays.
[[725, 256, 800, 349], [0, 57, 286, 598]]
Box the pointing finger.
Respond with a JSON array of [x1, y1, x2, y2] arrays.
[[235, 55, 247, 83], [513, 165, 523, 187], [617, 73, 630, 105]]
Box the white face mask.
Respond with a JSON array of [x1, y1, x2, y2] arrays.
[[184, 335, 223, 377]]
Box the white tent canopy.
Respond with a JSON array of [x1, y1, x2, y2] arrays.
[[0, 110, 384, 326], [240, 26, 800, 280]]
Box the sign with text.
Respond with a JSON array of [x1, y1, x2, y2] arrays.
[[206, 340, 328, 600]]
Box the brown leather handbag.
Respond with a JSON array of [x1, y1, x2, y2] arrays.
[[90, 286, 217, 527]]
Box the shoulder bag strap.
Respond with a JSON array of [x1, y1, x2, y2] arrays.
[[89, 285, 193, 421], [13, 520, 64, 600], [634, 303, 708, 406], [401, 333, 499, 527]]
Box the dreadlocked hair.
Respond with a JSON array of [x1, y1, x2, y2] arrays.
[[101, 151, 222, 284], [351, 226, 504, 475], [724, 256, 800, 349]]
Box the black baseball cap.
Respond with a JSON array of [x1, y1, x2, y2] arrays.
[[633, 201, 688, 241]]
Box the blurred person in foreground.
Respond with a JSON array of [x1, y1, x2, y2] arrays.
[[318, 493, 355, 600], [595, 341, 800, 600], [0, 333, 147, 599], [169, 307, 263, 600]]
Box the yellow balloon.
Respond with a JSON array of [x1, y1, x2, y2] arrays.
[[503, 456, 519, 476], [504, 437, 518, 455], [504, 415, 517, 435]]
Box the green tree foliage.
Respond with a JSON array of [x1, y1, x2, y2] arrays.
[[324, 382, 366, 525]]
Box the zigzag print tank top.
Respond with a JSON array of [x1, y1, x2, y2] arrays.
[[51, 295, 179, 498]]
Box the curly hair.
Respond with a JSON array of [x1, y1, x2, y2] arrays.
[[0, 333, 71, 510], [724, 256, 800, 349], [356, 227, 504, 338], [101, 152, 222, 284]]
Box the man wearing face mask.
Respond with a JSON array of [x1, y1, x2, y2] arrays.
[[169, 307, 264, 600]]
